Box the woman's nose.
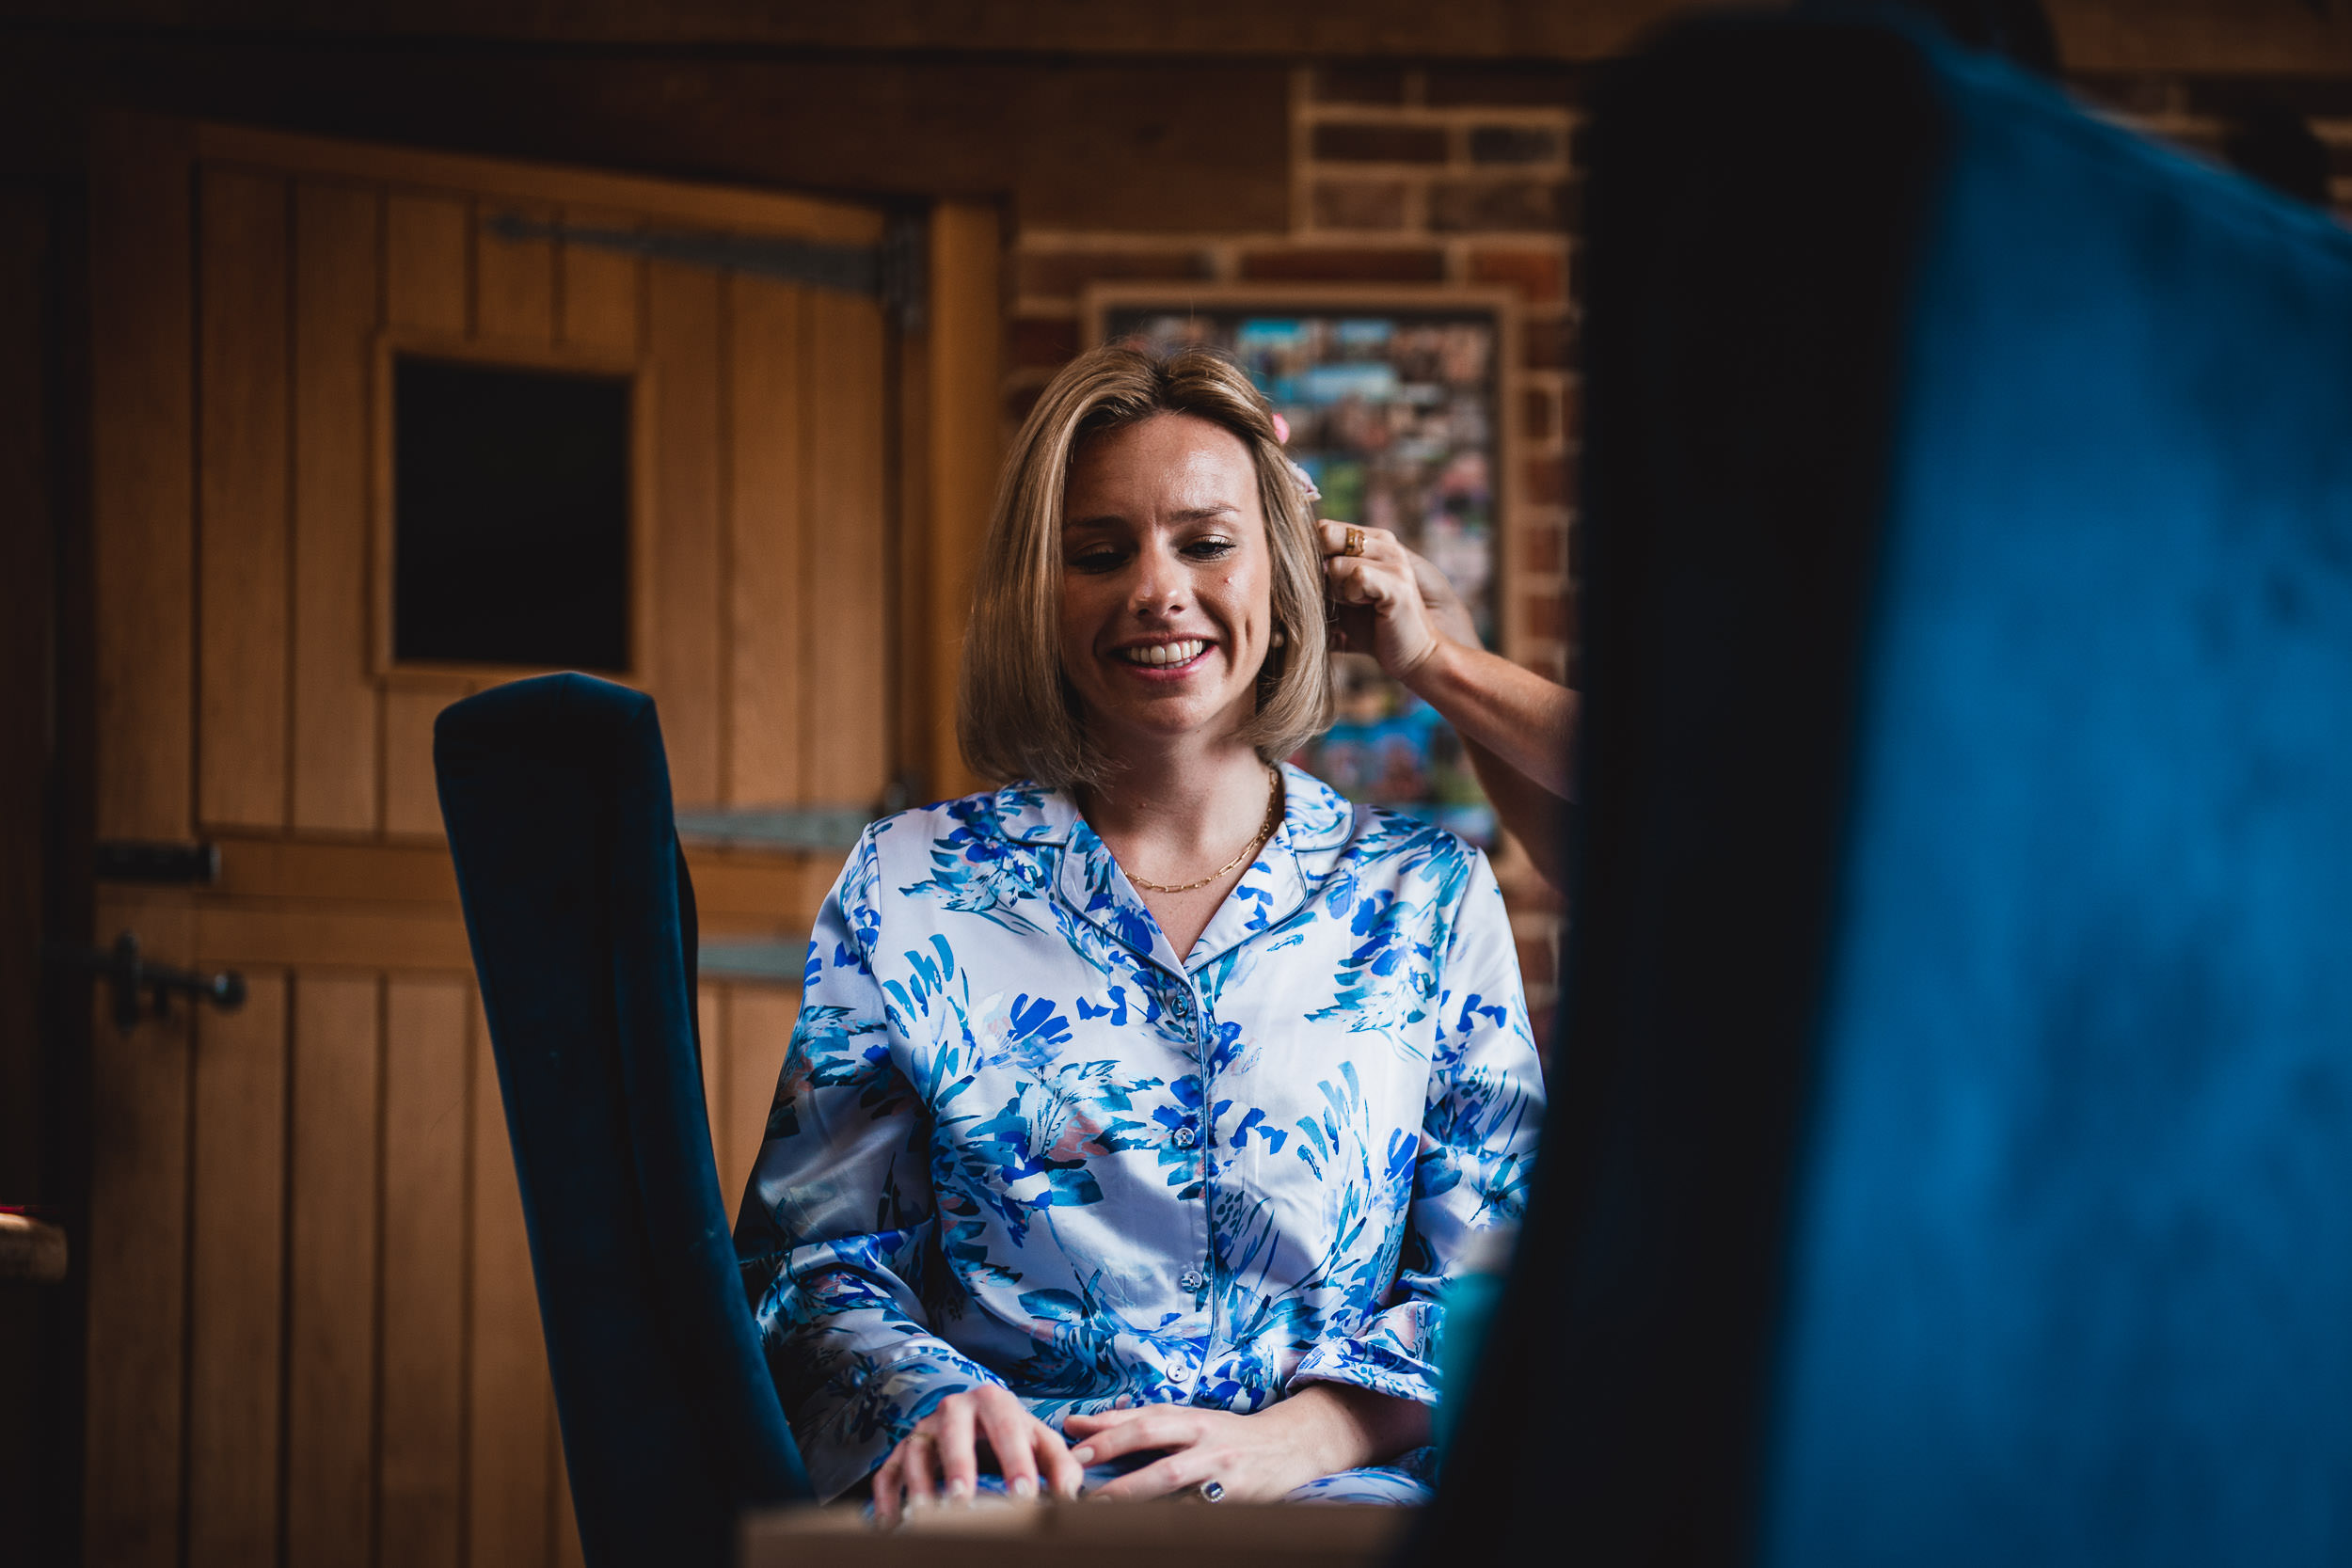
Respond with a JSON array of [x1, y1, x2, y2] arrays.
[[1129, 549, 1186, 615]]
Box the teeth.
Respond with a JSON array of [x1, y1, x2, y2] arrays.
[[1121, 640, 1206, 667]]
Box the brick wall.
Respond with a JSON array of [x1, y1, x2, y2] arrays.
[[1007, 63, 1583, 1039]]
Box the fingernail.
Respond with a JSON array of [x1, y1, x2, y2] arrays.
[[1012, 1477, 1037, 1499], [946, 1480, 974, 1503], [1072, 1446, 1095, 1464]]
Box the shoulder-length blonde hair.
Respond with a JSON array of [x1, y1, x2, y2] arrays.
[[958, 345, 1332, 789]]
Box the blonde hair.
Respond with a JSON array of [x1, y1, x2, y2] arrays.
[[958, 345, 1333, 789]]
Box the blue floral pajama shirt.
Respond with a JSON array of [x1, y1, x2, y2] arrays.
[[733, 764, 1544, 1504]]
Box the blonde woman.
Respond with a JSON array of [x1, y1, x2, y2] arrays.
[[734, 347, 1543, 1521]]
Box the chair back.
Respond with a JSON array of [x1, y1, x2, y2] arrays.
[[1427, 15, 2352, 1566], [436, 673, 811, 1567]]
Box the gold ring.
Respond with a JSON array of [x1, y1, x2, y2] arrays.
[[1343, 526, 1366, 557]]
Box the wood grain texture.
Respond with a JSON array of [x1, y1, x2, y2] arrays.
[[724, 988, 799, 1203], [475, 199, 555, 345], [558, 205, 639, 354], [644, 261, 724, 803], [380, 976, 469, 1568], [185, 969, 288, 1567], [803, 291, 889, 805], [387, 191, 469, 336], [197, 165, 293, 829], [82, 892, 195, 1568], [468, 994, 554, 1568], [383, 684, 458, 837], [90, 115, 197, 842], [284, 973, 380, 1567], [726, 275, 804, 806], [925, 203, 1001, 802], [292, 179, 384, 832]]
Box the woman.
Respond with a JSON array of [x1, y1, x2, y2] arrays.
[[733, 347, 1543, 1520]]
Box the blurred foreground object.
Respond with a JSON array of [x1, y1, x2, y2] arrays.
[[1422, 11, 2352, 1567], [0, 1213, 67, 1284], [743, 1497, 1406, 1568]]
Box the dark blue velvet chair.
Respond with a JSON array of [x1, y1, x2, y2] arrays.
[[436, 673, 812, 1566], [1426, 13, 2352, 1567]]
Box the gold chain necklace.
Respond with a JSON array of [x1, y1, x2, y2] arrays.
[[1124, 766, 1284, 895]]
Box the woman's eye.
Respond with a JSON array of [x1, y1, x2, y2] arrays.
[[1185, 537, 1237, 560], [1070, 547, 1124, 572]]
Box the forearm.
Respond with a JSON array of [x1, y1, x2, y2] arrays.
[[1403, 639, 1578, 799], [1271, 1382, 1434, 1475], [1465, 737, 1567, 892]]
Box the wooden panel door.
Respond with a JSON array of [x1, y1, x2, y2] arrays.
[[83, 115, 1001, 1567]]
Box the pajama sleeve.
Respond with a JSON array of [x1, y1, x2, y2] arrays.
[[1288, 847, 1545, 1408], [733, 831, 1008, 1501]]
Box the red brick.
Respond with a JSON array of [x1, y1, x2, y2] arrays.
[[1010, 314, 1079, 369], [1515, 935, 1557, 990], [1430, 179, 1575, 232], [1558, 379, 1581, 439], [1311, 122, 1450, 163], [1524, 454, 1571, 508], [1311, 180, 1410, 230], [1311, 65, 1409, 105], [1469, 247, 1566, 303], [1426, 64, 1586, 109], [1521, 520, 1565, 576], [1522, 590, 1566, 642], [1521, 386, 1554, 443], [1017, 249, 1215, 300], [1470, 125, 1565, 164], [1239, 247, 1446, 283], [1522, 315, 1577, 371]]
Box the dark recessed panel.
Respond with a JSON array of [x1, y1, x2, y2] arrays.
[[393, 356, 631, 672]]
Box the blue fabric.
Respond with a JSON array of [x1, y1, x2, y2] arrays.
[[435, 673, 812, 1568], [1418, 13, 2352, 1567], [1763, 41, 2352, 1568]]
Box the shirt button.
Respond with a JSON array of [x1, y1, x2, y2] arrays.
[[1173, 1126, 1198, 1149], [1178, 1267, 1203, 1291], [1171, 993, 1192, 1016]]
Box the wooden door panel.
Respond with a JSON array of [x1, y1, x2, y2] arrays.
[[645, 260, 726, 802], [285, 973, 382, 1566], [196, 166, 293, 831], [559, 208, 642, 356], [386, 192, 469, 338], [379, 975, 469, 1568], [291, 180, 385, 833], [804, 292, 890, 805], [475, 201, 557, 347], [726, 275, 808, 807], [186, 972, 287, 1566]]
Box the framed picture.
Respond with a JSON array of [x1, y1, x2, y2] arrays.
[[1087, 284, 1521, 845]]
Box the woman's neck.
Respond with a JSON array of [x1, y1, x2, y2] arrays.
[[1077, 734, 1273, 863]]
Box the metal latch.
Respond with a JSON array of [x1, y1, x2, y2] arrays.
[[47, 931, 247, 1033]]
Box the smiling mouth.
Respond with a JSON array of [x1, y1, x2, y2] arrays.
[[1118, 639, 1209, 668]]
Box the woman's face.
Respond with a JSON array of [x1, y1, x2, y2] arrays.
[[1059, 412, 1277, 757]]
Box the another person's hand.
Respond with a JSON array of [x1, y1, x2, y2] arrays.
[[870, 1384, 1084, 1527], [1061, 1383, 1425, 1503], [1321, 520, 1466, 676]]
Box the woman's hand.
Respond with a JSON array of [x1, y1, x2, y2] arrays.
[[1321, 520, 1462, 677], [1062, 1384, 1430, 1504], [870, 1384, 1085, 1527]]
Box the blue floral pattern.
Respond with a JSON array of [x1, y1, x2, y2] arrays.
[[734, 764, 1543, 1502]]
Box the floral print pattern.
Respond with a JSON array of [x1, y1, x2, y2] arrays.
[[734, 764, 1543, 1503]]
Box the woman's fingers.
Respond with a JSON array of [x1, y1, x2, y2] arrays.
[[930, 1397, 979, 1503], [1088, 1448, 1207, 1502], [898, 1431, 940, 1513], [871, 1451, 908, 1528], [1036, 1422, 1088, 1500], [974, 1392, 1044, 1499], [1067, 1409, 1195, 1465]]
